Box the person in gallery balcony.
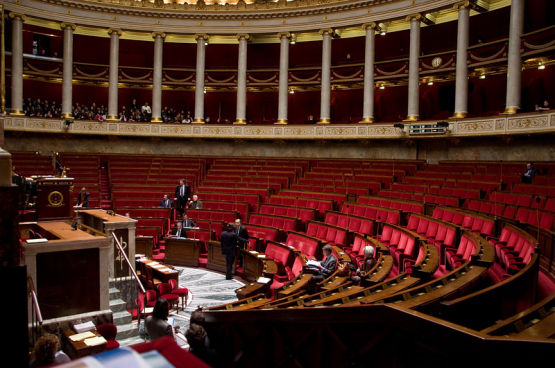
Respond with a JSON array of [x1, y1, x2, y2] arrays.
[[307, 115, 317, 124], [205, 116, 212, 124], [536, 100, 550, 111]]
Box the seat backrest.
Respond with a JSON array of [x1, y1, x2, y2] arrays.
[[325, 213, 338, 226], [406, 215, 420, 232], [462, 215, 475, 229], [390, 230, 402, 247], [158, 282, 172, 295], [97, 324, 118, 340], [425, 221, 439, 239], [380, 226, 393, 243], [306, 223, 318, 237], [416, 218, 429, 235]]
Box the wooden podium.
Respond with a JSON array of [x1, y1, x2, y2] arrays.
[[164, 237, 201, 267], [206, 241, 227, 273], [35, 177, 74, 221]]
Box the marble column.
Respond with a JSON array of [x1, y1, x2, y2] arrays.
[[503, 0, 525, 114], [319, 28, 333, 124], [107, 29, 121, 121], [193, 34, 208, 124], [234, 34, 249, 125], [453, 2, 470, 118], [405, 14, 422, 121], [9, 13, 25, 116], [61, 22, 76, 119], [151, 32, 165, 122], [276, 32, 291, 125], [360, 23, 379, 123]]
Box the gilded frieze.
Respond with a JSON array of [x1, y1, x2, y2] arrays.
[[72, 121, 109, 132], [457, 121, 494, 132], [508, 116, 548, 130]]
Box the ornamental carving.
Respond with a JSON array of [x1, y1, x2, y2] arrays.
[[243, 127, 273, 135], [203, 127, 233, 135], [367, 126, 397, 135], [284, 127, 315, 136], [26, 119, 61, 130], [495, 119, 505, 130], [72, 121, 109, 132], [508, 117, 548, 130], [119, 124, 151, 134], [326, 127, 357, 136], [457, 121, 494, 132], [161, 125, 192, 135], [551, 115, 555, 127]]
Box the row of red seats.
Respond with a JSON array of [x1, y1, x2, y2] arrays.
[[204, 174, 290, 188], [378, 224, 421, 274], [306, 221, 350, 248], [198, 186, 271, 202], [186, 209, 238, 224], [199, 192, 261, 212], [291, 184, 372, 196], [343, 233, 380, 269], [432, 207, 495, 237], [324, 211, 376, 237], [248, 213, 299, 232], [340, 202, 400, 225], [262, 242, 295, 281], [283, 231, 325, 261], [278, 189, 347, 205], [201, 179, 282, 191], [357, 195, 424, 215], [269, 195, 334, 216], [488, 224, 537, 278], [259, 204, 316, 225], [512, 184, 555, 197]]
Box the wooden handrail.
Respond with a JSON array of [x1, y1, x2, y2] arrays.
[[110, 231, 145, 295]]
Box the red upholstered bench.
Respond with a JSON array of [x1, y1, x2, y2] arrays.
[[285, 231, 325, 260]]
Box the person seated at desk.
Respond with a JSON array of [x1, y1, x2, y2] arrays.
[[186, 324, 222, 367], [145, 298, 177, 341], [182, 214, 196, 228], [159, 194, 173, 209], [351, 246, 376, 284], [188, 194, 204, 209], [76, 187, 89, 208], [30, 333, 70, 367], [307, 245, 337, 293], [171, 222, 187, 238], [522, 162, 539, 184]]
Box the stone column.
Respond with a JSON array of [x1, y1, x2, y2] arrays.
[[61, 22, 76, 119], [405, 14, 422, 121], [234, 34, 249, 125], [9, 13, 25, 116], [193, 34, 208, 124], [452, 2, 470, 118], [151, 32, 165, 122], [360, 22, 379, 123], [107, 28, 121, 121], [319, 28, 333, 124], [276, 32, 291, 125], [503, 0, 525, 114]]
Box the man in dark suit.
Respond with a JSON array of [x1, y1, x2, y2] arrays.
[[171, 222, 187, 239], [234, 219, 249, 267], [221, 223, 247, 280], [182, 214, 196, 228], [76, 187, 90, 208], [159, 194, 173, 209], [308, 245, 337, 292], [522, 162, 539, 184], [174, 179, 190, 216]]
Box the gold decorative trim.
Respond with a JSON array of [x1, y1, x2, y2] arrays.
[[234, 119, 247, 124], [502, 107, 518, 114], [277, 32, 291, 40], [318, 119, 331, 124], [451, 112, 467, 119], [61, 22, 77, 31], [361, 22, 381, 32], [404, 115, 419, 121], [192, 118, 205, 124], [152, 32, 166, 40], [195, 34, 209, 42], [108, 28, 123, 36], [61, 113, 73, 119], [359, 117, 374, 123], [275, 119, 288, 125], [106, 115, 119, 121], [151, 117, 163, 122], [237, 34, 250, 41], [10, 110, 25, 116], [8, 12, 26, 21]]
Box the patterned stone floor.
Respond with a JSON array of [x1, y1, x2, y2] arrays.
[[145, 266, 244, 348]]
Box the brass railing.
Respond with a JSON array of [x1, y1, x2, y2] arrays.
[[27, 276, 43, 348]]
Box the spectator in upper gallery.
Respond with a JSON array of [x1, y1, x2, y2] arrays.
[[307, 115, 317, 124], [159, 194, 173, 209], [522, 162, 539, 184], [536, 100, 550, 111], [76, 187, 90, 207], [130, 99, 138, 112], [346, 53, 353, 61], [141, 102, 152, 115], [188, 195, 204, 210], [205, 116, 212, 124], [119, 111, 127, 122]]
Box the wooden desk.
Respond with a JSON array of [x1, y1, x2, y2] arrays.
[[241, 250, 278, 283], [236, 278, 273, 300], [62, 330, 106, 359], [206, 241, 227, 273], [37, 221, 96, 240], [164, 237, 201, 267], [139, 259, 179, 284], [135, 236, 154, 258]]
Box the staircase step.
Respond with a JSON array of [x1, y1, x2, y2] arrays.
[[115, 322, 140, 341], [109, 299, 128, 313], [118, 335, 145, 348], [109, 287, 121, 301], [113, 310, 134, 326]]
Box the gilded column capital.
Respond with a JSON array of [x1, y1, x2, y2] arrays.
[[405, 13, 424, 22], [277, 32, 291, 40], [361, 22, 381, 32], [152, 31, 166, 40], [60, 22, 77, 31], [195, 34, 209, 42], [108, 28, 122, 36], [9, 12, 26, 21], [453, 1, 470, 10], [236, 34, 251, 41], [319, 28, 334, 36]]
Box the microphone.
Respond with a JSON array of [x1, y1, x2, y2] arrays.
[[536, 196, 541, 240]]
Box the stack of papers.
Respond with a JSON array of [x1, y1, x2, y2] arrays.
[[257, 277, 271, 284], [249, 251, 259, 255], [26, 238, 48, 244], [151, 264, 164, 269], [307, 260, 321, 268], [257, 254, 266, 258], [69, 331, 96, 342], [83, 336, 107, 347], [159, 267, 172, 272], [73, 321, 96, 334]]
